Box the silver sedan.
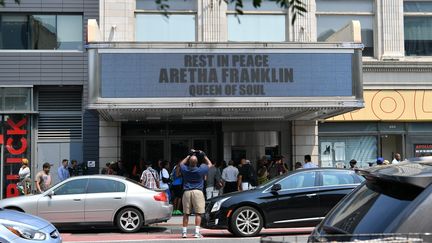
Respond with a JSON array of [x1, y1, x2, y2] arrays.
[[0, 175, 172, 233]]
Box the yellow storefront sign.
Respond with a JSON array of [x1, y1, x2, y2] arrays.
[[328, 90, 432, 121]]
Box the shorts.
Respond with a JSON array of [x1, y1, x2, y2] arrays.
[[171, 185, 183, 198], [182, 189, 205, 215]]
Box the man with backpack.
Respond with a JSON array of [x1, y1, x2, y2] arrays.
[[140, 161, 160, 189], [237, 159, 257, 191]]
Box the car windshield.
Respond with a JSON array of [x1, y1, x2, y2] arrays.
[[256, 173, 289, 189], [324, 180, 424, 234]]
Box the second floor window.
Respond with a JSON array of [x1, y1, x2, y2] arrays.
[[135, 0, 196, 42], [0, 14, 83, 50], [404, 1, 432, 56], [227, 0, 287, 42], [316, 0, 375, 57]]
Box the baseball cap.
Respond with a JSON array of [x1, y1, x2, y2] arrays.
[[376, 157, 384, 165]]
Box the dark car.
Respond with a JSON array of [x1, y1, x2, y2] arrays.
[[202, 168, 364, 237], [309, 157, 432, 242]]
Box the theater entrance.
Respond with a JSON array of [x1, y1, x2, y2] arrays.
[[121, 122, 219, 172]]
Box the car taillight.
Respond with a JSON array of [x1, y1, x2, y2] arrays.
[[154, 192, 167, 202]]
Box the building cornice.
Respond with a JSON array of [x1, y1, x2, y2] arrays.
[[363, 60, 432, 73]]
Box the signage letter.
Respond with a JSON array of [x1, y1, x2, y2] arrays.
[[6, 117, 27, 135], [6, 137, 27, 155]]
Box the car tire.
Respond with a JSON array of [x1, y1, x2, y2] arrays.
[[116, 207, 143, 233], [230, 206, 263, 237]]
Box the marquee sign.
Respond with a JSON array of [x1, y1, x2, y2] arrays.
[[100, 52, 354, 98]]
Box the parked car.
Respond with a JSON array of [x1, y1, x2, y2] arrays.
[[0, 208, 61, 243], [309, 157, 432, 242], [0, 175, 172, 233], [202, 168, 364, 237]]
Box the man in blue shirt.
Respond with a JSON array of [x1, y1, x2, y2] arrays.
[[180, 150, 211, 238], [57, 159, 70, 182]]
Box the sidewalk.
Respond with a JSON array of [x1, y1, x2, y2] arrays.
[[61, 216, 313, 243]]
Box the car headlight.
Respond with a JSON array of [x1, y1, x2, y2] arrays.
[[3, 224, 46, 241], [211, 197, 231, 212]]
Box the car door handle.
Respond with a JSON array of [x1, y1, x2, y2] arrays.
[[113, 197, 122, 200], [73, 199, 81, 201], [306, 193, 317, 198]]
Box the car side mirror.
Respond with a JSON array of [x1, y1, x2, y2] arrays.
[[47, 190, 54, 198], [271, 183, 281, 192]]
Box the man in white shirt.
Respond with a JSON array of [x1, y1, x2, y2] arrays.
[[303, 154, 318, 168], [392, 153, 401, 164], [221, 160, 239, 194]]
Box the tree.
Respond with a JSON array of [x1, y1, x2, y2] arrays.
[[155, 0, 307, 24], [0, 0, 20, 6]]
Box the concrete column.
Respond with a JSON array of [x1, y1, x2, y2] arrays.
[[292, 120, 319, 166], [99, 119, 121, 172], [379, 0, 404, 59], [293, 0, 316, 42], [201, 0, 227, 42], [100, 0, 135, 41]]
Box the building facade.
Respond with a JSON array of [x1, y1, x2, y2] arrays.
[[92, 0, 432, 170], [0, 0, 99, 198], [1, 0, 431, 198]]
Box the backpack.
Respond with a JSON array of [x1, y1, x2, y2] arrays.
[[247, 165, 258, 187], [170, 166, 183, 186]]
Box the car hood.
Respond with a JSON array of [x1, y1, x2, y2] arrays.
[[209, 188, 261, 203], [0, 194, 41, 206], [0, 209, 50, 229]]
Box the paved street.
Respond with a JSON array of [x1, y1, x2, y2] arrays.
[[60, 216, 313, 243]]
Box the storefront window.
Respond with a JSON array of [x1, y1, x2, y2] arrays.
[[320, 136, 377, 168], [135, 0, 196, 42], [316, 0, 375, 57], [404, 1, 432, 56], [0, 14, 83, 50]]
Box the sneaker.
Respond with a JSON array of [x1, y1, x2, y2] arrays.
[[182, 232, 187, 238], [193, 233, 203, 238]]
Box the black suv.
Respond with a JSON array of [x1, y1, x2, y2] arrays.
[[310, 157, 432, 242]]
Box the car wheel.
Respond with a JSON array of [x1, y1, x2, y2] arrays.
[[230, 206, 263, 237], [116, 208, 143, 233]]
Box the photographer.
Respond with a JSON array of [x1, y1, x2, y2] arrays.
[[179, 149, 212, 238]]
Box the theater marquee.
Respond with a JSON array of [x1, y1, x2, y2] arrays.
[[99, 52, 354, 98], [87, 43, 363, 121]]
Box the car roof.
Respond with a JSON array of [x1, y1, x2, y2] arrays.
[[357, 156, 432, 188], [65, 175, 128, 181]]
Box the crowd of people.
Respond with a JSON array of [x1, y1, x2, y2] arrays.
[[17, 158, 87, 195], [14, 151, 403, 238], [117, 154, 320, 217]]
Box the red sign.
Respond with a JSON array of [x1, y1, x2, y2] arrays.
[[2, 115, 30, 198], [415, 144, 432, 157]]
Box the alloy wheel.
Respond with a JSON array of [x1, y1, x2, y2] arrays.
[[231, 206, 263, 237]]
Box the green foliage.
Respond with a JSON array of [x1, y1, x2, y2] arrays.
[[0, 0, 20, 6], [155, 0, 307, 24]]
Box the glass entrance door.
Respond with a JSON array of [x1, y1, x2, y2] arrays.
[[380, 134, 404, 161], [121, 140, 141, 171], [170, 140, 189, 164], [145, 140, 165, 164]]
